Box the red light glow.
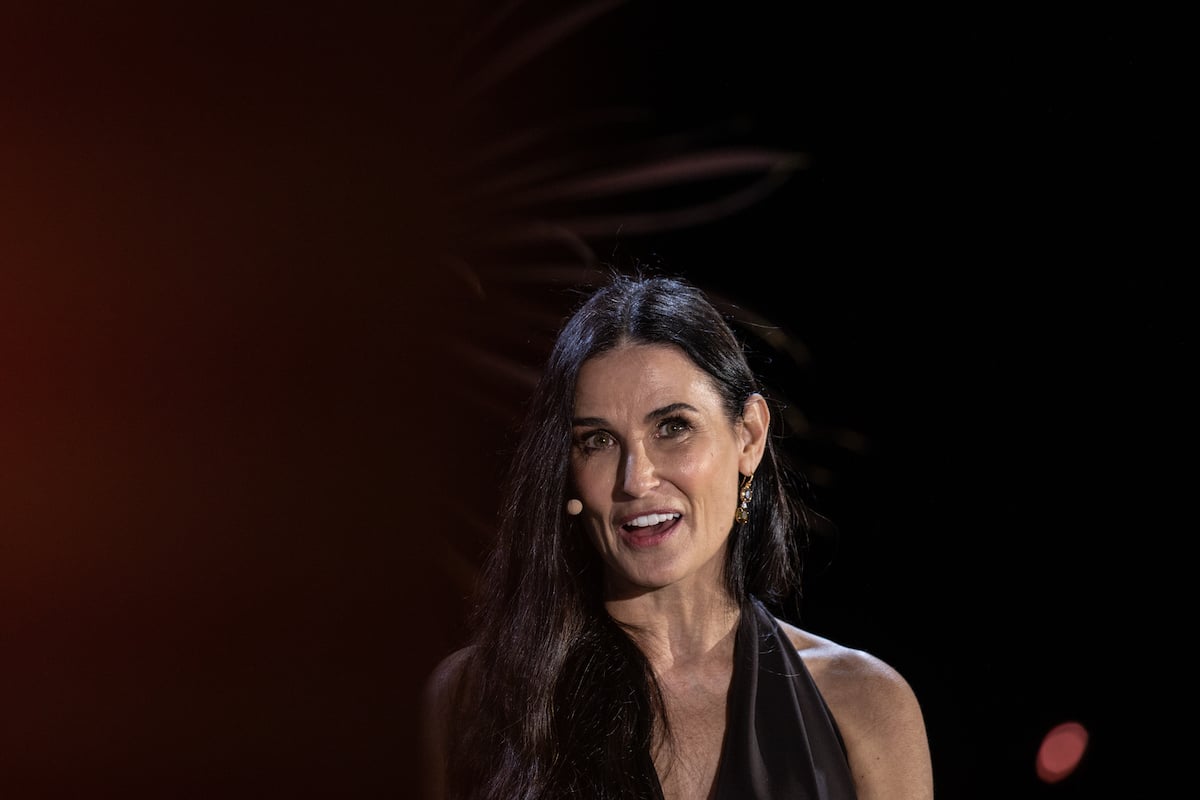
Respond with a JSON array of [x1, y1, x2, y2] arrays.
[[1036, 721, 1089, 784]]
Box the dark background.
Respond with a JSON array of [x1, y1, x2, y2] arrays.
[[2, 2, 1182, 797]]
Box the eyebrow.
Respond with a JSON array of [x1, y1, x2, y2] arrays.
[[572, 402, 699, 428]]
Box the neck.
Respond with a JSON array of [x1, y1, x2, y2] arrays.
[[605, 583, 742, 670]]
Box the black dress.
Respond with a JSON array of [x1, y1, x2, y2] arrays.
[[699, 595, 858, 799]]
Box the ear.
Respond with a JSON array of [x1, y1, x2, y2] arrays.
[[737, 392, 770, 476]]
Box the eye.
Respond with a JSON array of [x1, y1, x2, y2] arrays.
[[576, 429, 615, 453], [655, 416, 693, 439]]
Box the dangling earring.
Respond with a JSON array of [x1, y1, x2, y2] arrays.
[[735, 473, 754, 524]]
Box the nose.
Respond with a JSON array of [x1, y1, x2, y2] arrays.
[[621, 443, 658, 497]]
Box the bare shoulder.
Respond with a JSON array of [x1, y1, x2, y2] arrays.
[[773, 618, 918, 716], [774, 617, 934, 800], [421, 646, 476, 800], [424, 645, 475, 711]]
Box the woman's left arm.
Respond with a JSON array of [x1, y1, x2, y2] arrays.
[[828, 651, 935, 800]]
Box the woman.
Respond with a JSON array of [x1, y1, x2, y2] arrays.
[[423, 272, 933, 799]]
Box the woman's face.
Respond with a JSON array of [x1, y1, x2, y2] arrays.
[[569, 343, 766, 598]]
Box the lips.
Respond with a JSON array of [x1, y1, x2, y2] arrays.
[[619, 514, 681, 549]]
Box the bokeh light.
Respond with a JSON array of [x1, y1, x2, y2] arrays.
[[1036, 721, 1089, 784]]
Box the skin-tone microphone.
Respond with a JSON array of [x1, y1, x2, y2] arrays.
[[566, 499, 583, 516]]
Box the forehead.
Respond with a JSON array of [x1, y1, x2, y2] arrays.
[[574, 344, 722, 416]]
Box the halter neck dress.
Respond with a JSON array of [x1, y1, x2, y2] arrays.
[[657, 595, 859, 799]]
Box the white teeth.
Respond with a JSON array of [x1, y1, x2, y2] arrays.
[[627, 513, 681, 528]]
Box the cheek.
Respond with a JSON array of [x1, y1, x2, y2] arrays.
[[676, 450, 723, 492], [571, 456, 612, 502], [581, 516, 616, 562], [684, 452, 739, 515]]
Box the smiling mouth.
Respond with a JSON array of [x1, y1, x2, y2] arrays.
[[620, 513, 681, 549]]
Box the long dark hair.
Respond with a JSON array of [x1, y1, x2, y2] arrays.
[[445, 271, 813, 799]]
